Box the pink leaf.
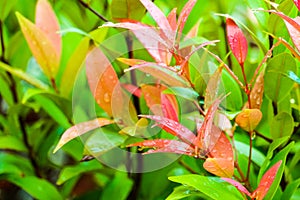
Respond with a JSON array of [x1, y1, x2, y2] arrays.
[[53, 118, 113, 153], [35, 0, 61, 58], [226, 18, 248, 66], [122, 83, 142, 97], [176, 0, 197, 43], [285, 16, 300, 52], [127, 139, 195, 156], [140, 115, 197, 146], [139, 0, 174, 44], [252, 160, 282, 200], [266, 10, 300, 33], [294, 0, 300, 11], [167, 8, 177, 31], [222, 178, 251, 197]]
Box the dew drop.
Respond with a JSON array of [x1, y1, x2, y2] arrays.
[[104, 93, 110, 103], [251, 132, 256, 140]]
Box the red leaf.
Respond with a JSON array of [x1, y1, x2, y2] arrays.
[[222, 178, 251, 197], [167, 8, 177, 31], [35, 0, 61, 58], [294, 0, 300, 11], [203, 132, 234, 177], [139, 0, 174, 44], [53, 118, 113, 153], [252, 160, 282, 200], [161, 92, 179, 122], [127, 139, 195, 156], [285, 16, 300, 52], [226, 18, 248, 66], [141, 85, 163, 116], [140, 115, 197, 146], [176, 0, 197, 43], [196, 98, 223, 151], [86, 47, 122, 116], [266, 10, 300, 34]]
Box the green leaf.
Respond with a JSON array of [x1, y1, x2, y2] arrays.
[[0, 153, 34, 176], [100, 172, 133, 200], [266, 136, 290, 159], [166, 185, 202, 200], [0, 75, 14, 106], [85, 127, 127, 156], [0, 135, 27, 152], [163, 87, 199, 101], [270, 112, 294, 139], [246, 0, 269, 29], [5, 175, 63, 200], [265, 53, 297, 102], [168, 175, 244, 200], [0, 0, 17, 20], [33, 94, 71, 129], [282, 178, 300, 200], [111, 0, 145, 20], [57, 159, 102, 185], [235, 140, 265, 167]]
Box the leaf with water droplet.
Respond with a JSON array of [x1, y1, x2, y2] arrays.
[[16, 12, 60, 79], [203, 132, 234, 177], [86, 47, 122, 116], [53, 118, 113, 153], [235, 109, 262, 132], [222, 178, 251, 197], [246, 72, 264, 109], [252, 160, 282, 200], [226, 18, 248, 66], [35, 0, 62, 59]]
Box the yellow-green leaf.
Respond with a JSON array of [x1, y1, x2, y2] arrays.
[[16, 12, 60, 79]]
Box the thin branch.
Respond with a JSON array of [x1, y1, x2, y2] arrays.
[[0, 21, 5, 62], [255, 131, 273, 143], [78, 0, 109, 22]]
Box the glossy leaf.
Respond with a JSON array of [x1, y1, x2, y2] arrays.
[[161, 89, 179, 122], [166, 185, 202, 200], [247, 72, 264, 109], [264, 53, 297, 102], [163, 87, 199, 101], [235, 109, 263, 132], [6, 175, 63, 200], [128, 139, 195, 156], [167, 8, 177, 31], [203, 132, 234, 177], [222, 178, 251, 196], [168, 175, 245, 200], [35, 0, 61, 58], [141, 84, 163, 116], [57, 159, 102, 185], [204, 67, 222, 110], [252, 160, 282, 200], [226, 18, 248, 66], [285, 16, 300, 52], [16, 12, 60, 79], [140, 115, 197, 146], [139, 0, 174, 44], [270, 112, 294, 139], [111, 0, 145, 20], [176, 0, 197, 43], [86, 47, 122, 116], [0, 153, 33, 176], [53, 118, 113, 153]]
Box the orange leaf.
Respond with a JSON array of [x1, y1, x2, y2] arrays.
[[226, 18, 248, 66], [161, 92, 179, 122], [16, 12, 60, 79], [246, 72, 264, 109], [35, 0, 61, 58], [141, 85, 163, 116], [252, 160, 282, 200], [53, 118, 113, 153], [235, 109, 262, 132], [86, 47, 121, 117], [203, 132, 234, 177]]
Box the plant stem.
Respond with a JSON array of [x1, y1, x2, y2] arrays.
[[78, 0, 109, 22], [0, 21, 5, 62], [246, 131, 253, 183], [255, 131, 272, 143]]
